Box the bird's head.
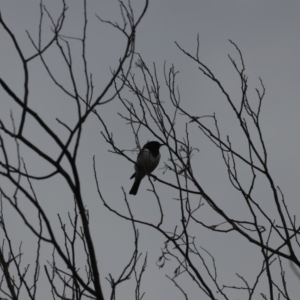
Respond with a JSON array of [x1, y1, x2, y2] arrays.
[[145, 141, 164, 150]]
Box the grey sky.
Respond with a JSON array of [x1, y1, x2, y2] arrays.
[[1, 0, 300, 299]]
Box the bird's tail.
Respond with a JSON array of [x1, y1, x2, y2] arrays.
[[129, 178, 141, 195]]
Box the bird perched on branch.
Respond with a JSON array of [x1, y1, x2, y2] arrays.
[[129, 141, 164, 195]]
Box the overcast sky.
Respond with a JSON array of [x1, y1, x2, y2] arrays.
[[1, 0, 300, 299]]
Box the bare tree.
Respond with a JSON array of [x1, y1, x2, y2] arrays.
[[95, 37, 300, 299], [0, 0, 148, 299], [0, 1, 299, 300]]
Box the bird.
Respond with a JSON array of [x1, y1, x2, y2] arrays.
[[129, 141, 164, 195]]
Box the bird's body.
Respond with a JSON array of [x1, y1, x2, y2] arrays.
[[129, 141, 163, 195]]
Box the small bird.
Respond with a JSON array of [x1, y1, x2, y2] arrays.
[[129, 141, 164, 195]]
